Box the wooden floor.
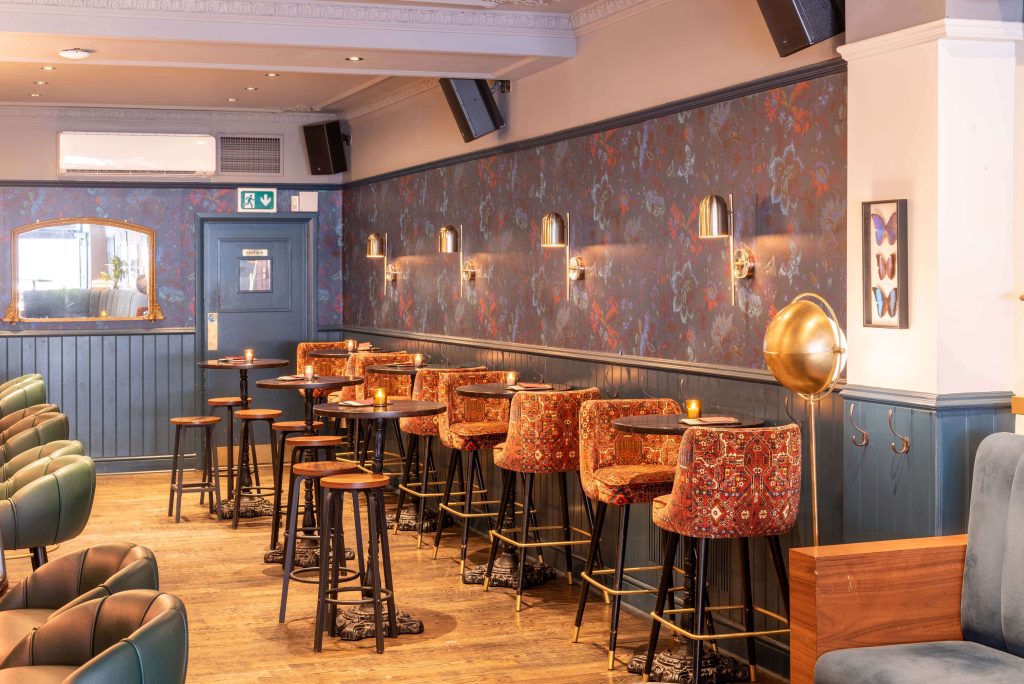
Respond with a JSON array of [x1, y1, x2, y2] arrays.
[[7, 467, 675, 683]]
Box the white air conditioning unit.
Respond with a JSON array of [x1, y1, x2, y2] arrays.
[[58, 131, 217, 176]]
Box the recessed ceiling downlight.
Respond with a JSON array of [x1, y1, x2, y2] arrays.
[[346, 56, 364, 62], [41, 65, 56, 71], [34, 81, 47, 85], [266, 73, 279, 77], [58, 48, 95, 60], [245, 86, 258, 91], [30, 93, 40, 97], [227, 97, 238, 102]]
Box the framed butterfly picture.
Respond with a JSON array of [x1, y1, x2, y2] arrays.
[[862, 199, 908, 328]]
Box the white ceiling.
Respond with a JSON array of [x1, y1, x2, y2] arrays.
[[0, 0, 621, 115]]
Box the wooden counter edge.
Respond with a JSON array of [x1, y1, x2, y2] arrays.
[[789, 534, 967, 684]]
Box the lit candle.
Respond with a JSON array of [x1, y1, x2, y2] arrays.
[[414, 353, 424, 368], [685, 399, 702, 419], [346, 339, 357, 352], [373, 387, 388, 407], [243, 348, 255, 364], [506, 371, 519, 387], [303, 364, 315, 382], [99, 309, 108, 318]]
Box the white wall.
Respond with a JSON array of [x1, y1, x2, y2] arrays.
[[345, 0, 842, 180], [0, 106, 340, 184]]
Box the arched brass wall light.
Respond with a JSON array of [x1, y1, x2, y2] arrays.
[[541, 211, 585, 299], [366, 232, 398, 295], [697, 193, 754, 305], [438, 224, 476, 296]]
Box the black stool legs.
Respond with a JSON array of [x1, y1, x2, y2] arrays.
[[168, 422, 221, 524]]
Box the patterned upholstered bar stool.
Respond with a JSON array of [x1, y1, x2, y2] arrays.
[[483, 387, 601, 611], [339, 351, 413, 472], [395, 366, 485, 546], [167, 415, 221, 523], [642, 425, 802, 684], [230, 408, 281, 528], [431, 370, 511, 575], [573, 398, 683, 670], [206, 396, 251, 501]]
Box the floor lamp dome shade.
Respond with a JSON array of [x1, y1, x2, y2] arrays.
[[763, 294, 847, 398], [698, 194, 731, 238], [541, 212, 567, 247], [366, 233, 386, 258], [438, 225, 460, 254]]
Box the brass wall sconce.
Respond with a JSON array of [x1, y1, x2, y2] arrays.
[[698, 193, 754, 305], [438, 224, 476, 296], [541, 211, 585, 299], [366, 232, 397, 294]]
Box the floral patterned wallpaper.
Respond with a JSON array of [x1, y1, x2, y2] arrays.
[[0, 186, 343, 330], [343, 72, 846, 370]]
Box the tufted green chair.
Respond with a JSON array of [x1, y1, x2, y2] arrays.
[[0, 454, 95, 568], [0, 412, 61, 446], [0, 381, 47, 419], [0, 414, 69, 467], [0, 590, 188, 684], [0, 405, 58, 435], [0, 375, 43, 396], [0, 441, 83, 482], [0, 543, 158, 662]]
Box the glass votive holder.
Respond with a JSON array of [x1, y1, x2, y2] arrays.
[[303, 365, 315, 382], [685, 399, 702, 419], [373, 387, 388, 407], [414, 353, 425, 368], [506, 371, 519, 387], [345, 339, 357, 352], [243, 348, 255, 364]]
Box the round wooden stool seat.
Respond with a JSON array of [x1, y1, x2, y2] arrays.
[[273, 420, 323, 432], [284, 435, 343, 448], [321, 473, 389, 491], [171, 415, 220, 426], [292, 460, 358, 478], [207, 396, 251, 407], [236, 408, 282, 420]]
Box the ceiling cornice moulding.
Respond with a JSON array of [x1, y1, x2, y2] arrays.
[[570, 0, 672, 34], [0, 0, 574, 34], [336, 78, 436, 120], [0, 104, 334, 124], [838, 18, 1024, 61]]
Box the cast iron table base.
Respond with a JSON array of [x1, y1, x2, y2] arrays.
[[264, 543, 355, 567], [219, 495, 273, 520], [385, 507, 448, 533], [334, 606, 424, 640], [625, 647, 750, 683], [461, 553, 556, 588]]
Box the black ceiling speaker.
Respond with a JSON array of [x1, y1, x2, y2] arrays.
[[439, 78, 505, 143], [756, 0, 844, 57], [302, 120, 348, 175]]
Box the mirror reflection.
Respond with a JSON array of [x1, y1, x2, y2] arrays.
[[4, 219, 163, 322]]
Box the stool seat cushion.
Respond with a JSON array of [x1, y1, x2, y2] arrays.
[[170, 416, 219, 426], [591, 464, 676, 506], [285, 435, 342, 448], [272, 420, 323, 432], [815, 640, 1024, 684], [236, 409, 282, 420], [207, 396, 250, 407], [0, 609, 50, 661], [448, 421, 508, 452], [292, 461, 357, 478], [321, 473, 389, 490], [0, 666, 76, 683]]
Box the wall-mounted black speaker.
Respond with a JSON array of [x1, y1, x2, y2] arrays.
[[302, 120, 348, 175], [756, 0, 844, 57], [439, 78, 505, 143]]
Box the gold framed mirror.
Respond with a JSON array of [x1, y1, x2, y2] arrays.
[[3, 218, 164, 323]]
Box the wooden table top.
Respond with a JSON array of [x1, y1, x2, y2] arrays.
[[198, 358, 289, 370], [306, 348, 382, 359], [314, 399, 445, 420], [256, 375, 363, 391], [611, 414, 765, 436], [455, 382, 568, 400]]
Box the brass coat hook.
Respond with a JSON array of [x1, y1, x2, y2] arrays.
[[849, 403, 869, 447], [639, 370, 656, 399], [887, 409, 910, 454]]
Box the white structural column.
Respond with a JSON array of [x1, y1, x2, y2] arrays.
[[839, 19, 1021, 396]]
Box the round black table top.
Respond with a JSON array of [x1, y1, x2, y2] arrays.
[[306, 348, 382, 359], [315, 399, 445, 420], [456, 382, 569, 400], [256, 375, 363, 391], [198, 358, 289, 371], [611, 414, 765, 436]]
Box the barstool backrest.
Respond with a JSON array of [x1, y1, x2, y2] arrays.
[[436, 370, 513, 450], [0, 403, 59, 435], [578, 398, 682, 500], [0, 413, 70, 466], [295, 341, 349, 377], [496, 387, 601, 474], [344, 351, 414, 400], [0, 374, 43, 395], [658, 424, 802, 539], [0, 380, 47, 418], [399, 366, 487, 436]]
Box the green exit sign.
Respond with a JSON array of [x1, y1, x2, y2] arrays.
[[238, 188, 277, 213]]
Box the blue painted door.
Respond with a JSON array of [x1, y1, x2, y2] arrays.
[[202, 219, 310, 416]]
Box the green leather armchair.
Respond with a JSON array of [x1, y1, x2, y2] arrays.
[[0, 412, 61, 445], [0, 590, 187, 684], [0, 543, 158, 661], [0, 375, 42, 396], [0, 441, 83, 481], [0, 404, 57, 435], [0, 454, 95, 568], [0, 381, 47, 419], [0, 414, 69, 467]]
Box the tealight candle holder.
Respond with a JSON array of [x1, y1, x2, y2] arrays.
[[373, 387, 388, 407], [506, 371, 519, 387], [685, 399, 702, 419], [243, 348, 255, 364], [414, 353, 425, 368], [345, 339, 357, 353], [303, 365, 315, 382]]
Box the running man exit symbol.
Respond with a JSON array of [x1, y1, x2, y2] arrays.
[[237, 188, 277, 213]]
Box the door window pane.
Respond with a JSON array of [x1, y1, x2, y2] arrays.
[[239, 258, 271, 292]]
